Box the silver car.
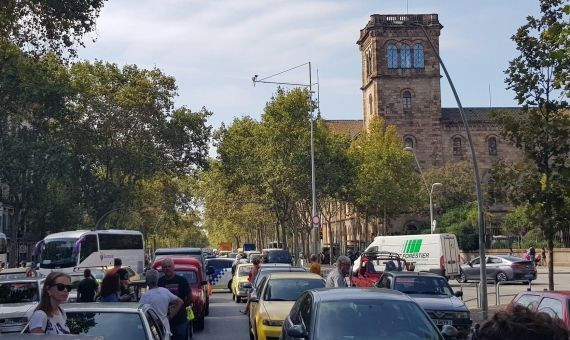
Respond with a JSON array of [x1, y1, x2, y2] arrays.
[[458, 255, 536, 283], [0, 278, 44, 333]]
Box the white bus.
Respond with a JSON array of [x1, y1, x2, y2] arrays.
[[37, 230, 144, 276], [0, 232, 7, 266]]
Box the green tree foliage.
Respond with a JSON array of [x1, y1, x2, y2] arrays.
[[348, 116, 422, 220], [0, 0, 107, 57], [439, 202, 492, 251], [423, 161, 475, 210], [492, 0, 569, 290]]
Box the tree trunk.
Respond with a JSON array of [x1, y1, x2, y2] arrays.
[[548, 236, 554, 291]]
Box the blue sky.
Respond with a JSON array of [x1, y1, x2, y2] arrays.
[[78, 0, 540, 129]]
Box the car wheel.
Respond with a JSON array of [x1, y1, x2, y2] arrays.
[[194, 315, 205, 331], [187, 321, 194, 339], [457, 271, 467, 283], [496, 271, 508, 282]]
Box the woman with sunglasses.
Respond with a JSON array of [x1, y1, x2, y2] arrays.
[[29, 271, 72, 334]]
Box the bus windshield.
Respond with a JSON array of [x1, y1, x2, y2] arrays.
[[40, 238, 78, 269]]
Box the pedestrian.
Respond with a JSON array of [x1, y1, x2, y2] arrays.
[[325, 256, 351, 288], [140, 269, 184, 334], [77, 269, 98, 302], [100, 260, 122, 302], [541, 247, 547, 267], [471, 305, 568, 340], [528, 246, 536, 265], [29, 272, 72, 334], [309, 254, 321, 275], [158, 258, 190, 340], [240, 258, 261, 315]]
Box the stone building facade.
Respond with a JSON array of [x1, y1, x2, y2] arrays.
[[321, 14, 521, 255]]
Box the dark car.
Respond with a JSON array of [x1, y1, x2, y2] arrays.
[[458, 255, 536, 283], [281, 288, 458, 340], [375, 272, 471, 338], [262, 249, 292, 264], [508, 291, 570, 330]]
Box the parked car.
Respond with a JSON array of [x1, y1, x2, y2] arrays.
[[351, 251, 407, 288], [508, 291, 570, 329], [231, 263, 253, 303], [281, 288, 458, 340], [206, 258, 235, 291], [0, 277, 44, 333], [375, 271, 471, 337], [458, 255, 536, 283], [153, 257, 209, 331], [250, 272, 325, 340], [61, 303, 171, 340], [261, 249, 292, 264]]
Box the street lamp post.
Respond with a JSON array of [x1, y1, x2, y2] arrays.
[[400, 19, 488, 317]]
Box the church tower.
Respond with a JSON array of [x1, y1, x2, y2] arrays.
[[357, 14, 444, 166]]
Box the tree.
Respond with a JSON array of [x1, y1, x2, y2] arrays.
[[348, 116, 422, 232], [0, 0, 107, 57], [492, 0, 569, 290], [423, 161, 476, 210]]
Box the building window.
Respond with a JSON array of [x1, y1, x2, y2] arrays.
[[404, 137, 414, 149], [369, 94, 373, 116], [453, 137, 462, 156], [400, 44, 412, 69], [413, 43, 424, 68], [488, 137, 498, 156], [403, 91, 412, 111], [366, 52, 371, 76], [387, 44, 398, 69]]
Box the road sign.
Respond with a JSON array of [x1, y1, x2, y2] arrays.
[[312, 215, 320, 225]]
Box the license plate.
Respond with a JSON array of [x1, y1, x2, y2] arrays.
[[435, 320, 453, 326]]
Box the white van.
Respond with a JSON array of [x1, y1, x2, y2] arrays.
[[352, 234, 461, 278]]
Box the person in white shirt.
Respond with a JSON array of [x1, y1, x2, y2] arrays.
[[29, 271, 72, 334], [140, 269, 184, 332], [325, 256, 351, 288]]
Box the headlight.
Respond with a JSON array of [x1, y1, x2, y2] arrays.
[[262, 319, 283, 327], [454, 312, 470, 319]]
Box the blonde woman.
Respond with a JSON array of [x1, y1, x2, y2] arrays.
[[29, 271, 72, 334]]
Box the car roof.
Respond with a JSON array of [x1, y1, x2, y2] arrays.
[[0, 268, 28, 273], [260, 263, 292, 267], [207, 257, 235, 262], [0, 277, 44, 283], [237, 263, 253, 268], [259, 266, 305, 272], [155, 247, 202, 253], [385, 272, 444, 278], [62, 302, 143, 312], [267, 272, 323, 280], [311, 288, 412, 302]]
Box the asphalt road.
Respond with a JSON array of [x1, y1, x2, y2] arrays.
[[193, 292, 250, 340]]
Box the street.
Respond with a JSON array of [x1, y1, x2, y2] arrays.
[[194, 293, 250, 340]]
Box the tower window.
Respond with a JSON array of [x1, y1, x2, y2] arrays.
[[400, 44, 412, 69], [403, 91, 412, 111], [369, 94, 373, 116], [387, 44, 398, 69], [366, 51, 371, 76], [453, 137, 463, 156], [488, 137, 498, 155], [413, 43, 424, 68], [404, 137, 414, 149]]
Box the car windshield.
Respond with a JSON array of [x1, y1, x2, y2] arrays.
[[263, 279, 324, 301], [394, 276, 453, 296], [66, 312, 146, 339], [315, 300, 442, 340], [0, 282, 39, 303], [176, 270, 198, 284], [40, 239, 78, 269], [238, 265, 253, 277]]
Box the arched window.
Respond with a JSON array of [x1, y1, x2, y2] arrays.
[[403, 91, 412, 111], [404, 137, 414, 149], [366, 52, 372, 76], [400, 44, 412, 68], [387, 44, 398, 69], [369, 94, 373, 116], [413, 43, 424, 68], [453, 137, 462, 156], [488, 137, 498, 156]]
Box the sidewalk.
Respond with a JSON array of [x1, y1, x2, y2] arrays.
[[537, 266, 570, 274]]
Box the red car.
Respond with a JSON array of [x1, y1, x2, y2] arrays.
[[351, 251, 408, 287], [153, 257, 209, 330], [508, 291, 570, 329]]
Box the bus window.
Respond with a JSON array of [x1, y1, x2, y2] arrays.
[[80, 235, 98, 263], [98, 234, 143, 250]]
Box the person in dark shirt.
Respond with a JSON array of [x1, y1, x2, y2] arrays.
[[158, 258, 190, 340], [77, 269, 98, 302]]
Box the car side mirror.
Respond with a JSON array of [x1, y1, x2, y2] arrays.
[[206, 266, 215, 276], [454, 291, 463, 298], [441, 325, 459, 340], [286, 324, 308, 338]]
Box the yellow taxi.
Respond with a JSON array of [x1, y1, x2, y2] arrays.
[[250, 272, 324, 340], [231, 263, 253, 303]]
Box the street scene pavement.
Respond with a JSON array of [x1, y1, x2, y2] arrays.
[[193, 293, 250, 340]]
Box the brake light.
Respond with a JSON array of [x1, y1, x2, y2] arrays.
[[511, 263, 521, 269]]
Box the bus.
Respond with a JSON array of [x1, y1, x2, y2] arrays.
[[0, 232, 7, 266], [36, 230, 144, 276]]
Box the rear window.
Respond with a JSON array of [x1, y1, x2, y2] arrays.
[[207, 259, 233, 269], [238, 266, 253, 277], [0, 282, 39, 303], [394, 276, 453, 296], [265, 250, 292, 263], [66, 312, 146, 339]]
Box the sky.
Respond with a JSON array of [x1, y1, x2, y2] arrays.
[[78, 0, 540, 131]]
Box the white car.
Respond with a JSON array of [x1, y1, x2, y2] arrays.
[[0, 277, 44, 333]]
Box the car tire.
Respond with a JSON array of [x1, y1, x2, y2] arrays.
[[457, 271, 467, 283], [496, 271, 508, 282], [194, 315, 205, 331]]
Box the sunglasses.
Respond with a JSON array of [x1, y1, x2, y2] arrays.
[[52, 283, 72, 292]]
